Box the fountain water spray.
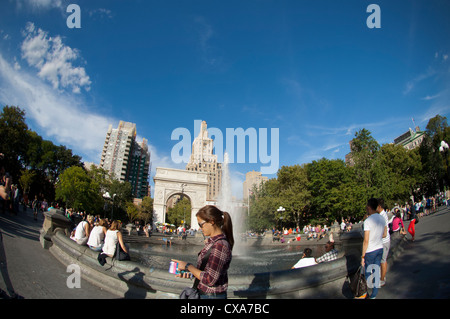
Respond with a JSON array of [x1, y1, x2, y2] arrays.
[[217, 152, 246, 254]]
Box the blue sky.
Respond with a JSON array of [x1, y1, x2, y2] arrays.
[[1, 0, 449, 199]]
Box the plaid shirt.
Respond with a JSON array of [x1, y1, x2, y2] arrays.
[[316, 249, 338, 263], [197, 234, 232, 294]]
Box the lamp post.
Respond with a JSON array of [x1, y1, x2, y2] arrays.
[[439, 140, 449, 190], [277, 206, 285, 230], [181, 183, 187, 226], [103, 192, 117, 221]]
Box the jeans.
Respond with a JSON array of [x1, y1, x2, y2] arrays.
[[364, 248, 383, 298]]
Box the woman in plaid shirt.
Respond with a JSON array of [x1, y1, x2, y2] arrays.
[[173, 205, 234, 299]]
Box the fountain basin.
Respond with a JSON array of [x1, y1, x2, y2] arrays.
[[47, 228, 361, 299]]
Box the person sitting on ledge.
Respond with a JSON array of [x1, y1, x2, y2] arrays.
[[315, 240, 338, 263], [291, 248, 317, 269], [87, 218, 107, 252], [272, 231, 281, 242], [71, 215, 94, 246], [392, 210, 407, 236], [101, 220, 128, 257]]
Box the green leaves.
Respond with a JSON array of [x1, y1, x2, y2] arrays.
[[166, 197, 191, 227], [56, 166, 102, 213], [249, 122, 442, 230]]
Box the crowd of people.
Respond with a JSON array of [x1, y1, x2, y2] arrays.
[[1, 146, 447, 299], [287, 193, 448, 299], [271, 224, 331, 243]]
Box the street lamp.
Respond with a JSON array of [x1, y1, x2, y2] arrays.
[[103, 192, 117, 221], [277, 206, 285, 230], [439, 141, 449, 189], [277, 206, 285, 213], [439, 140, 448, 153]]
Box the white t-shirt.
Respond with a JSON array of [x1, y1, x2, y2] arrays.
[[102, 230, 119, 256], [74, 221, 88, 241], [87, 226, 105, 248], [292, 257, 317, 269], [363, 213, 385, 253], [379, 210, 390, 243]]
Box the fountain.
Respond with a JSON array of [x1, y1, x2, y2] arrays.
[[127, 151, 337, 274], [216, 152, 246, 255], [40, 148, 370, 298]]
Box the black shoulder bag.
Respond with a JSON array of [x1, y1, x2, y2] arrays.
[[179, 246, 213, 299]]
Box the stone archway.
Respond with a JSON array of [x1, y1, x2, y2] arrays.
[[153, 167, 208, 230], [165, 192, 191, 226]]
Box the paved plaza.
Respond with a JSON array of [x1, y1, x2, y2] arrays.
[[1, 205, 450, 299]]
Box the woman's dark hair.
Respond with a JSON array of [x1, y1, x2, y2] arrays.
[[303, 248, 312, 257], [196, 205, 234, 250]]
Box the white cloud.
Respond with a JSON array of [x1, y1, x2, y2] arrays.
[[21, 22, 91, 93], [15, 0, 64, 11], [147, 143, 185, 176], [193, 16, 225, 69], [421, 93, 441, 101], [0, 52, 110, 162], [89, 8, 114, 19], [403, 67, 437, 95], [418, 102, 450, 125]]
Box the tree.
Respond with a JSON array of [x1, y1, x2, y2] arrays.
[[277, 164, 311, 228], [351, 128, 380, 193], [55, 166, 103, 213], [426, 114, 448, 142], [126, 202, 140, 222], [138, 196, 154, 224], [307, 158, 357, 223], [166, 197, 191, 227], [27, 136, 82, 185], [418, 115, 449, 195], [19, 168, 36, 196], [372, 143, 422, 207], [0, 106, 29, 178], [86, 164, 113, 195], [425, 115, 450, 190], [248, 179, 279, 231], [107, 179, 133, 221]]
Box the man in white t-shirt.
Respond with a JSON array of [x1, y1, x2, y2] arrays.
[[362, 198, 387, 299], [377, 198, 390, 287]]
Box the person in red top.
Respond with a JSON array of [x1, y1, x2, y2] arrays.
[[392, 210, 407, 235], [172, 205, 234, 299]]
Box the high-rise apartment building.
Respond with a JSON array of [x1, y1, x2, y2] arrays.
[[100, 121, 151, 199], [127, 138, 151, 199], [243, 170, 268, 200], [186, 121, 222, 201]]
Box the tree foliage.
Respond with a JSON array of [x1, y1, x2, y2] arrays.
[[55, 166, 103, 213], [249, 120, 443, 231], [166, 197, 191, 227]]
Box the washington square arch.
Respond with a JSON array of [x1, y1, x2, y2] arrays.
[[153, 167, 208, 230]]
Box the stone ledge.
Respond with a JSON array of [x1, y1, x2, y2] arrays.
[[47, 225, 407, 299]]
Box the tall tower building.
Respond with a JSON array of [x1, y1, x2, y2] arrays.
[[186, 121, 222, 201], [127, 138, 151, 199], [100, 121, 151, 199], [243, 170, 268, 200]]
